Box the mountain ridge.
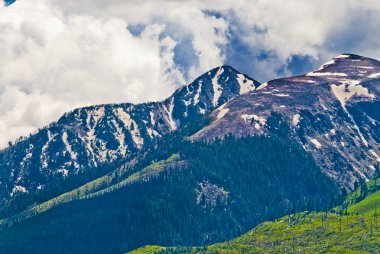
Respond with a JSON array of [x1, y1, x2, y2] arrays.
[[0, 65, 260, 211], [1, 53, 380, 253], [192, 53, 380, 188]]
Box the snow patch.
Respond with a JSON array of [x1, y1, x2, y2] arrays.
[[369, 73, 380, 79], [212, 67, 224, 107], [111, 119, 127, 156], [12, 185, 27, 195], [217, 108, 229, 120], [147, 128, 161, 139], [253, 123, 261, 129], [334, 54, 350, 59], [292, 114, 301, 126], [358, 66, 374, 70], [353, 166, 368, 181], [306, 72, 347, 77], [162, 98, 177, 130], [297, 79, 316, 84], [193, 82, 203, 105], [84, 107, 105, 163], [236, 74, 255, 94], [62, 132, 78, 163], [318, 59, 335, 71], [273, 93, 289, 97], [115, 108, 144, 148], [310, 138, 322, 149], [369, 149, 380, 162], [216, 104, 229, 120], [241, 114, 266, 127], [183, 99, 191, 107], [58, 168, 69, 177], [331, 81, 375, 108], [150, 111, 156, 126], [257, 82, 268, 90], [41, 130, 57, 169], [331, 81, 374, 147], [20, 144, 33, 170]]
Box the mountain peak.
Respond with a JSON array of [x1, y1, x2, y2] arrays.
[[0, 63, 261, 201], [306, 53, 380, 78], [334, 53, 361, 59], [169, 65, 260, 109], [193, 54, 380, 189]]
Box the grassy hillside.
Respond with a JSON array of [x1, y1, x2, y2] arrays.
[[343, 179, 380, 205], [128, 180, 380, 254], [140, 212, 380, 254], [348, 190, 380, 216]]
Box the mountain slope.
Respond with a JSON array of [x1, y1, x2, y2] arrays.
[[192, 54, 380, 188], [0, 134, 336, 254], [137, 212, 380, 254], [130, 179, 380, 254], [0, 66, 260, 211]]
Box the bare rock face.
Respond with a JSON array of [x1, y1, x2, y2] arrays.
[[193, 54, 380, 188], [196, 181, 229, 207], [0, 66, 260, 200]]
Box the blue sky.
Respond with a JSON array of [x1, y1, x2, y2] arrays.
[[0, 0, 380, 147], [4, 0, 15, 6]]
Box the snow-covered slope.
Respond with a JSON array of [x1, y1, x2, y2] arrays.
[[0, 66, 260, 200], [193, 54, 380, 188]]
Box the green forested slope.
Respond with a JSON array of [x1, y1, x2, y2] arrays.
[[0, 133, 336, 254], [129, 180, 380, 254]]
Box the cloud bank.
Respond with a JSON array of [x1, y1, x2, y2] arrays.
[[0, 0, 380, 147]]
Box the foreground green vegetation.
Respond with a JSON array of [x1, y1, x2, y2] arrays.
[[348, 191, 380, 216], [128, 179, 380, 254], [336, 176, 380, 216], [138, 212, 380, 254]]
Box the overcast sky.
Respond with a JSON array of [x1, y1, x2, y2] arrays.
[[1, 0, 380, 148]]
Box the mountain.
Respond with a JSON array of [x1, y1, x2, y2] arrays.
[[0, 66, 260, 213], [128, 178, 380, 254], [1, 54, 380, 254], [192, 54, 380, 188]]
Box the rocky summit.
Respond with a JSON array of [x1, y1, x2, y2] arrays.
[[193, 54, 380, 188]]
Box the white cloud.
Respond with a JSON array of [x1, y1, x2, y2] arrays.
[[51, 0, 380, 78], [0, 0, 231, 148], [1, 0, 380, 147], [0, 1, 170, 146]]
